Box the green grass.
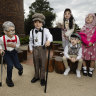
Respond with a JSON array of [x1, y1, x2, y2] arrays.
[[53, 41, 62, 44]]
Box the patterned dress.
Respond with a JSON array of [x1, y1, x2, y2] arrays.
[[81, 27, 96, 60], [62, 20, 75, 49]]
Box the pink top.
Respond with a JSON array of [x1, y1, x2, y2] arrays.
[[79, 28, 96, 47]]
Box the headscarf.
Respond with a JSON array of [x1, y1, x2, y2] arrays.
[[81, 13, 96, 31]]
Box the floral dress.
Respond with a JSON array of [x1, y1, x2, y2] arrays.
[[81, 27, 96, 60]]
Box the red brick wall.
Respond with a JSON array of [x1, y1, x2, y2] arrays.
[[0, 0, 24, 35]]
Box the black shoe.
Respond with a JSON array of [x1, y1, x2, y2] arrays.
[[31, 77, 39, 83], [40, 79, 46, 86], [18, 69, 23, 76], [83, 70, 87, 76], [6, 78, 14, 87], [88, 71, 93, 77], [83, 72, 87, 76]]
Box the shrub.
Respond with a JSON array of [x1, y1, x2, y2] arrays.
[[20, 35, 29, 45]]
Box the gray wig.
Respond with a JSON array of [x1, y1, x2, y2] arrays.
[[2, 21, 15, 31]]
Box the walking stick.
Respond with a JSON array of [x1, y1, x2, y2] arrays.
[[44, 46, 50, 93], [0, 53, 4, 87]]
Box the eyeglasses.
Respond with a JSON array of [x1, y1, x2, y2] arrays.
[[6, 29, 15, 32]]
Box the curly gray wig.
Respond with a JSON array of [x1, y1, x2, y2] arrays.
[[2, 21, 15, 31]]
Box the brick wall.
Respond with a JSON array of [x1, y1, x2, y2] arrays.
[[0, 0, 24, 36]]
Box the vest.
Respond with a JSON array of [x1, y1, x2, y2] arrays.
[[68, 44, 81, 55]]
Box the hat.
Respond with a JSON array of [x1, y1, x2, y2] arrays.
[[70, 33, 81, 40], [32, 13, 45, 24]]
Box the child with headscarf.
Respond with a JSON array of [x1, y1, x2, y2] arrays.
[[62, 8, 75, 49], [79, 13, 96, 77]]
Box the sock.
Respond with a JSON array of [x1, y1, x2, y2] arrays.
[[89, 67, 94, 71], [83, 66, 87, 70]]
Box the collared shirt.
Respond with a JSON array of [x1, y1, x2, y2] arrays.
[[29, 27, 53, 51], [0, 35, 20, 51], [64, 44, 82, 60]]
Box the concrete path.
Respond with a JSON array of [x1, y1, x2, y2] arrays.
[[0, 45, 96, 96]]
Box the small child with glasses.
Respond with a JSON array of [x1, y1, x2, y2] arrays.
[[0, 21, 23, 87]]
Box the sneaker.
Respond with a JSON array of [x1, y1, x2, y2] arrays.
[[40, 79, 46, 86], [64, 68, 70, 75], [6, 78, 14, 87], [31, 77, 39, 83], [76, 70, 81, 78]]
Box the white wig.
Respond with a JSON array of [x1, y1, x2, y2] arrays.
[[2, 21, 15, 31]]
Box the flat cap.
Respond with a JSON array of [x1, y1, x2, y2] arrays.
[[70, 33, 81, 40], [32, 13, 45, 24]]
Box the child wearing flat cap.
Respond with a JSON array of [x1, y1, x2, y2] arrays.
[[62, 33, 83, 78], [29, 13, 53, 86]]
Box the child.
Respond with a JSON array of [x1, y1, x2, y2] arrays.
[[29, 13, 53, 86], [62, 33, 83, 78], [79, 13, 96, 77], [0, 21, 23, 87], [62, 8, 75, 49]]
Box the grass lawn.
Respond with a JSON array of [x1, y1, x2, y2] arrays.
[[53, 41, 62, 44]]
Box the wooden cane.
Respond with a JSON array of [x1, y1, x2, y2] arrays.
[[0, 53, 4, 87]]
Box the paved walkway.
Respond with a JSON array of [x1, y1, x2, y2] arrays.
[[0, 45, 96, 96]]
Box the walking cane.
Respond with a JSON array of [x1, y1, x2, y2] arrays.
[[44, 46, 50, 93], [0, 52, 4, 87]]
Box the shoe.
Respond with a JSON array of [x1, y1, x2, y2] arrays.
[[88, 71, 93, 77], [83, 67, 88, 76], [31, 77, 39, 83], [76, 70, 81, 78], [88, 68, 94, 77], [64, 68, 70, 75], [6, 78, 14, 87], [82, 70, 87, 76], [40, 79, 46, 86], [18, 69, 23, 76]]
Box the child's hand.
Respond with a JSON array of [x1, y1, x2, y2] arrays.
[[0, 49, 5, 56], [45, 40, 50, 47], [71, 58, 76, 63], [7, 43, 16, 48], [30, 50, 33, 54], [65, 36, 69, 40], [89, 42, 93, 46], [63, 33, 66, 38]]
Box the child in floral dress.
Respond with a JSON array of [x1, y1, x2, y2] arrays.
[[79, 13, 96, 77]]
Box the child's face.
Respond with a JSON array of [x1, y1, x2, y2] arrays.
[[4, 27, 15, 38], [85, 14, 94, 24], [34, 21, 43, 30], [70, 37, 79, 45], [64, 11, 71, 20]]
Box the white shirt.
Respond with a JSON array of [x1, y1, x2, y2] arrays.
[[29, 28, 53, 51], [64, 44, 82, 60], [0, 35, 20, 51]]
